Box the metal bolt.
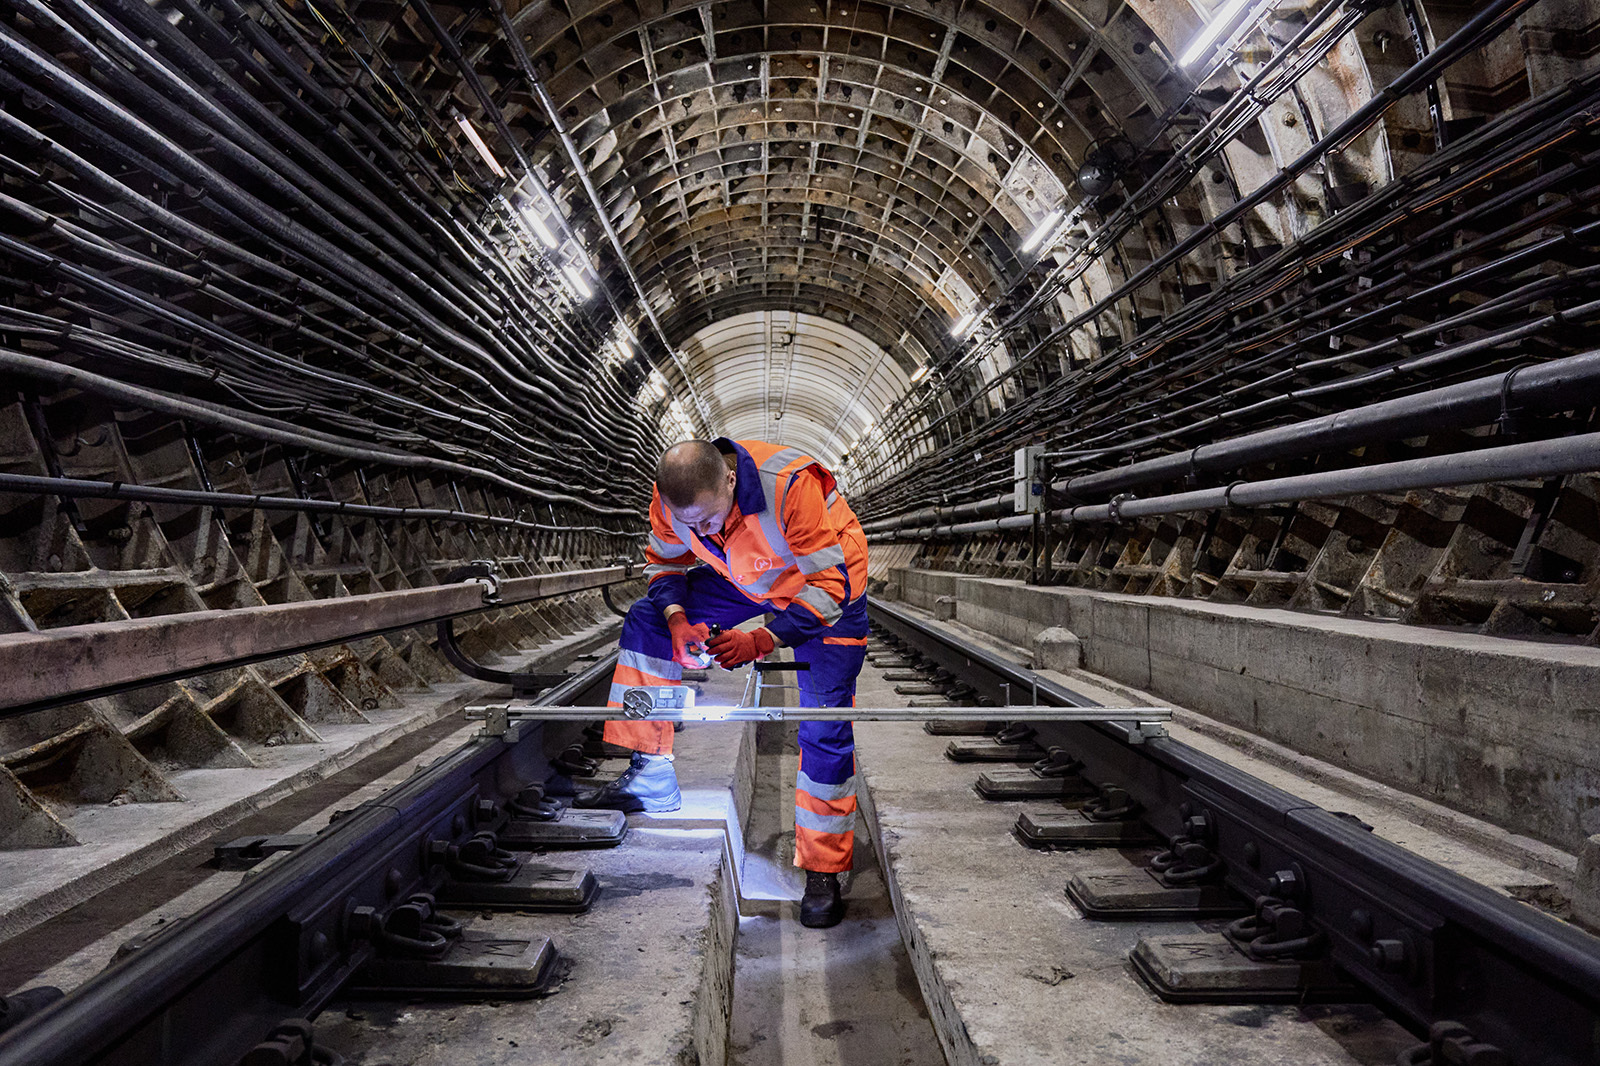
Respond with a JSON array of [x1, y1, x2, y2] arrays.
[[1370, 938, 1409, 972], [1241, 841, 1260, 868], [474, 799, 499, 825], [1266, 867, 1300, 899], [347, 905, 378, 939]]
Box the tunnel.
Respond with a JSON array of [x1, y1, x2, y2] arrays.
[[1, 0, 1600, 1062]]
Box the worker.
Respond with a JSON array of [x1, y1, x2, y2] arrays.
[[578, 438, 869, 928]]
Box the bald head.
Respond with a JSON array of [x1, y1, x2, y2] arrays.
[[655, 442, 737, 539]]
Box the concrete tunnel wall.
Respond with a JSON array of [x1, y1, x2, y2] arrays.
[[890, 567, 1600, 853]]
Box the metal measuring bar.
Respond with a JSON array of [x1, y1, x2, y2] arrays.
[[467, 685, 1171, 737]]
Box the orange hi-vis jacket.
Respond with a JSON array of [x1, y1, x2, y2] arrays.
[[643, 438, 868, 646]]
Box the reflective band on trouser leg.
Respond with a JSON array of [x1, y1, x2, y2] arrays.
[[794, 752, 856, 873], [790, 596, 869, 872], [603, 597, 682, 756]]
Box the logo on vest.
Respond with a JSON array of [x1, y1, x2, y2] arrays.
[[752, 557, 773, 571]]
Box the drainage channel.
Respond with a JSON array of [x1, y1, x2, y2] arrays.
[[728, 642, 943, 1066], [13, 602, 1588, 1065]]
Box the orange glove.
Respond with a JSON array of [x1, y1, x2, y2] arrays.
[[707, 626, 775, 669], [667, 612, 712, 668]]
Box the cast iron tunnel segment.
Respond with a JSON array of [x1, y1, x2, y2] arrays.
[[865, 599, 1600, 1066]]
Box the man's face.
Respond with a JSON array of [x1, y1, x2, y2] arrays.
[[668, 468, 737, 537]]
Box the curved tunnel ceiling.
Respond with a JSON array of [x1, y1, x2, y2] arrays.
[[675, 310, 914, 467], [497, 0, 1197, 442], [256, 0, 1588, 511]]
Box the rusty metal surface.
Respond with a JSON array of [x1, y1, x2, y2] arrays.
[[0, 567, 626, 716]]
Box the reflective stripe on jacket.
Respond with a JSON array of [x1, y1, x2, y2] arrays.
[[643, 438, 868, 642]]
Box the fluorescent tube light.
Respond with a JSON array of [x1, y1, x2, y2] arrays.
[[456, 115, 507, 178], [562, 264, 593, 298], [910, 365, 930, 383], [1180, 0, 1255, 67], [1021, 208, 1064, 253], [951, 311, 976, 338], [521, 206, 557, 249]]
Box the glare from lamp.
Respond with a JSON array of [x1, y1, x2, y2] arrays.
[[1179, 0, 1258, 67], [562, 264, 593, 298], [522, 206, 558, 249], [1021, 208, 1065, 253], [456, 115, 507, 178]]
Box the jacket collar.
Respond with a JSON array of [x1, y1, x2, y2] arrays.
[[714, 437, 767, 516]]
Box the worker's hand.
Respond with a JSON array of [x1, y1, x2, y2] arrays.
[[667, 612, 712, 668], [707, 626, 775, 670]]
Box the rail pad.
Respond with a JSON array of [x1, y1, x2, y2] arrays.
[[346, 932, 559, 1000], [1014, 810, 1161, 847], [975, 769, 1097, 799], [500, 810, 627, 849], [434, 864, 601, 913], [1065, 866, 1249, 920], [1131, 933, 1364, 1004], [945, 738, 1046, 762]]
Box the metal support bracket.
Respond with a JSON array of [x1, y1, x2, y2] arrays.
[[439, 563, 571, 698]]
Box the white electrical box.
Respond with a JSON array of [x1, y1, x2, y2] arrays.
[[1014, 446, 1045, 514]]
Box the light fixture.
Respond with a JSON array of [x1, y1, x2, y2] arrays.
[[1179, 0, 1257, 67], [456, 115, 507, 178], [617, 338, 633, 359], [1021, 208, 1065, 253], [910, 365, 930, 383], [562, 264, 593, 298], [951, 311, 977, 338], [521, 205, 557, 249]]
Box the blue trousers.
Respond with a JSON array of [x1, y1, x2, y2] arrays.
[[605, 567, 867, 871]]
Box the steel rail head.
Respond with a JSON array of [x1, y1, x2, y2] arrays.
[[0, 652, 619, 1066], [866, 600, 1600, 1063]]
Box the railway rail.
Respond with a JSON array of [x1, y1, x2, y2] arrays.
[[0, 652, 617, 1066], [867, 600, 1600, 1066], [1, 595, 1595, 1065]]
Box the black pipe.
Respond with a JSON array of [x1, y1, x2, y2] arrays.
[[872, 430, 1600, 539], [0, 473, 640, 539], [860, 102, 1600, 519], [863, 347, 1600, 532], [865, 0, 1557, 493]]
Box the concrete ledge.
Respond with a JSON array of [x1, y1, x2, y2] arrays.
[[892, 569, 1600, 851], [853, 719, 1412, 1065], [0, 622, 621, 945]]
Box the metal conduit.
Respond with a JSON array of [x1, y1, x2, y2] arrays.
[[0, 0, 669, 514], [862, 348, 1600, 533], [869, 431, 1600, 540], [859, 3, 1582, 513], [858, 77, 1600, 518], [879, 0, 1539, 447], [0, 474, 641, 539]]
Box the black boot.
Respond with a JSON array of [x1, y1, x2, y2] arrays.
[[800, 870, 846, 928]]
